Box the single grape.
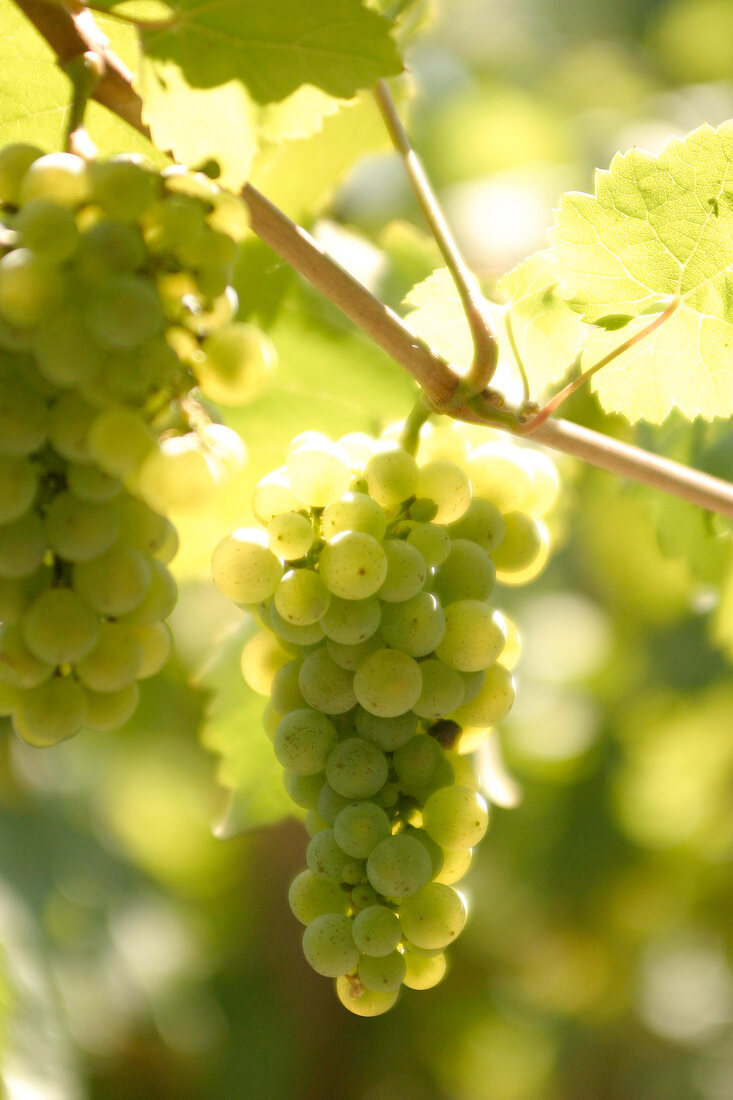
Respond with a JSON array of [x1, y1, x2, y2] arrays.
[[240, 631, 291, 696], [354, 707, 418, 752], [378, 593, 445, 659], [353, 648, 422, 718], [412, 659, 465, 720], [83, 682, 139, 732], [325, 633, 382, 672], [21, 587, 99, 665], [421, 785, 489, 851], [0, 511, 46, 577], [66, 464, 121, 503], [266, 511, 313, 560], [453, 662, 515, 727], [416, 461, 471, 523], [270, 659, 306, 714], [274, 568, 331, 626], [0, 249, 63, 327], [287, 438, 351, 508], [299, 647, 356, 714], [432, 539, 495, 604], [466, 442, 533, 512], [88, 158, 157, 221], [288, 870, 348, 925], [12, 675, 87, 747], [377, 540, 427, 602], [402, 950, 446, 990], [136, 434, 220, 513], [364, 448, 419, 508], [84, 274, 164, 350], [434, 847, 472, 886], [119, 559, 176, 626], [352, 905, 402, 957], [491, 512, 548, 575], [19, 153, 89, 207], [317, 783, 353, 827], [406, 522, 451, 567], [366, 833, 432, 899], [302, 913, 360, 978], [284, 771, 324, 810], [319, 531, 388, 600], [211, 528, 282, 604], [326, 737, 389, 800], [393, 735, 446, 791], [0, 623, 53, 689], [319, 595, 381, 645], [269, 603, 325, 646], [193, 322, 274, 405], [74, 622, 142, 692], [435, 601, 507, 672], [448, 497, 505, 554], [251, 470, 302, 524], [48, 391, 98, 463], [72, 545, 151, 617], [0, 143, 42, 204], [44, 493, 119, 562], [87, 405, 155, 476], [333, 802, 391, 859], [306, 829, 351, 880], [128, 622, 172, 679], [273, 708, 339, 775], [74, 220, 147, 282], [358, 950, 406, 993], [15, 199, 78, 262], [335, 975, 399, 1016], [322, 493, 387, 541], [398, 882, 467, 950]]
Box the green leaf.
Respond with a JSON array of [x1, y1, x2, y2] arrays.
[[550, 122, 733, 422], [197, 623, 293, 832]]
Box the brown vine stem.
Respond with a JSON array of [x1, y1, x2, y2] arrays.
[[11, 0, 733, 520]]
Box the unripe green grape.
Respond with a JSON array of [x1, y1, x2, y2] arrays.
[[270, 659, 306, 714], [113, 496, 168, 556], [377, 540, 427, 603], [0, 624, 53, 688], [352, 905, 402, 957], [354, 648, 422, 717], [393, 734, 446, 791], [269, 603, 325, 647], [354, 707, 418, 752], [326, 737, 389, 800], [358, 950, 406, 993], [435, 601, 506, 672], [302, 913, 359, 978], [129, 622, 172, 679], [0, 375, 48, 456], [83, 682, 139, 731], [0, 454, 37, 522], [319, 595, 381, 645], [274, 568, 330, 626], [321, 492, 388, 541], [350, 883, 379, 911], [73, 220, 147, 282], [422, 785, 489, 851], [379, 593, 445, 658], [412, 659, 465, 719], [15, 199, 78, 262], [239, 631, 291, 696], [151, 519, 179, 565], [316, 783, 353, 827], [288, 870, 349, 925], [433, 539, 495, 604], [335, 975, 399, 1016], [251, 470, 302, 524], [74, 622, 143, 692], [0, 511, 46, 576], [262, 702, 281, 739], [366, 833, 432, 899], [0, 143, 42, 204], [402, 950, 446, 990], [491, 512, 547, 574], [306, 829, 351, 880], [211, 528, 282, 604], [19, 152, 89, 207], [333, 802, 391, 859], [448, 497, 506, 554], [0, 249, 63, 327], [466, 442, 533, 512], [398, 882, 467, 950], [433, 846, 472, 886], [12, 675, 86, 746], [21, 587, 99, 664], [66, 464, 121, 503], [299, 647, 356, 714], [364, 448, 419, 507], [47, 391, 97, 463], [325, 633, 382, 672], [119, 560, 176, 625], [44, 493, 119, 562], [193, 323, 273, 405], [416, 461, 471, 524], [284, 770, 324, 810], [87, 405, 155, 476], [143, 194, 207, 252], [88, 157, 157, 221], [286, 437, 351, 508], [137, 433, 221, 512], [319, 531, 388, 601], [84, 274, 164, 350], [453, 662, 515, 727], [406, 521, 451, 567], [273, 708, 339, 775], [72, 544, 151, 617], [267, 511, 313, 560]]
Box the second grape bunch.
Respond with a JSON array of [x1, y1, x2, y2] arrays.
[[212, 420, 557, 1015]]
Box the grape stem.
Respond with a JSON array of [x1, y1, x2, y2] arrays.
[[12, 0, 733, 520], [61, 49, 104, 157], [399, 395, 432, 456]]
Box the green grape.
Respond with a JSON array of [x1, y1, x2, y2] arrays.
[[0, 576, 31, 622], [274, 568, 330, 626], [12, 675, 86, 746], [377, 540, 427, 602], [284, 770, 324, 810], [358, 950, 406, 993], [15, 199, 78, 262], [136, 433, 220, 513], [19, 153, 89, 207], [325, 633, 382, 672], [273, 708, 339, 775], [88, 158, 157, 221], [0, 511, 46, 577], [364, 448, 419, 507], [299, 647, 357, 714], [302, 913, 359, 978], [466, 442, 533, 512], [393, 734, 445, 790], [193, 322, 273, 405], [352, 905, 402, 957], [270, 659, 306, 714], [448, 497, 505, 554], [119, 560, 176, 625], [21, 587, 99, 664], [319, 595, 381, 645], [416, 461, 471, 524], [306, 829, 351, 880], [379, 593, 445, 658], [47, 391, 97, 463], [336, 432, 377, 470], [151, 520, 179, 565], [84, 274, 164, 350], [0, 454, 37, 522], [0, 374, 48, 456], [114, 496, 168, 555], [240, 631, 291, 696], [207, 189, 250, 241], [269, 603, 325, 646], [321, 492, 387, 541], [0, 623, 53, 688], [354, 707, 418, 752], [433, 539, 495, 604], [0, 249, 63, 327], [144, 194, 207, 252], [418, 423, 469, 465], [211, 528, 282, 604], [402, 950, 446, 990], [128, 622, 172, 679], [66, 464, 121, 503], [0, 682, 20, 717], [44, 493, 119, 562], [286, 437, 351, 508], [435, 600, 507, 672], [406, 521, 451, 567], [326, 737, 389, 800], [444, 750, 480, 790], [0, 143, 42, 204], [288, 870, 349, 925], [350, 884, 379, 911], [335, 975, 399, 1016], [86, 404, 155, 477], [453, 662, 515, 727], [412, 659, 465, 720], [319, 531, 389, 600], [74, 622, 142, 692], [354, 648, 423, 717], [422, 785, 489, 851], [251, 470, 302, 524], [72, 544, 151, 617], [333, 802, 391, 859], [83, 682, 139, 732], [399, 882, 467, 950], [73, 220, 147, 282], [491, 512, 547, 573], [405, 826, 444, 878], [366, 833, 432, 898], [316, 782, 354, 826], [266, 512, 313, 560], [434, 847, 472, 886]]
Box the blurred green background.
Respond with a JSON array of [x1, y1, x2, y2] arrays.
[[2, 0, 733, 1097]]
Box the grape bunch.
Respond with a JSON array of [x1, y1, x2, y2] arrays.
[[0, 143, 269, 746], [212, 419, 557, 1015]]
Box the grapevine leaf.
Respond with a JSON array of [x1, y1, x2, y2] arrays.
[[197, 623, 293, 831], [550, 122, 733, 422], [257, 85, 346, 145]]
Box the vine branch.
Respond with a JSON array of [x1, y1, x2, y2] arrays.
[[12, 0, 733, 520]]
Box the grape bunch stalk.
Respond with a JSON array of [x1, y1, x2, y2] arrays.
[[0, 143, 272, 746], [212, 419, 557, 1015]]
